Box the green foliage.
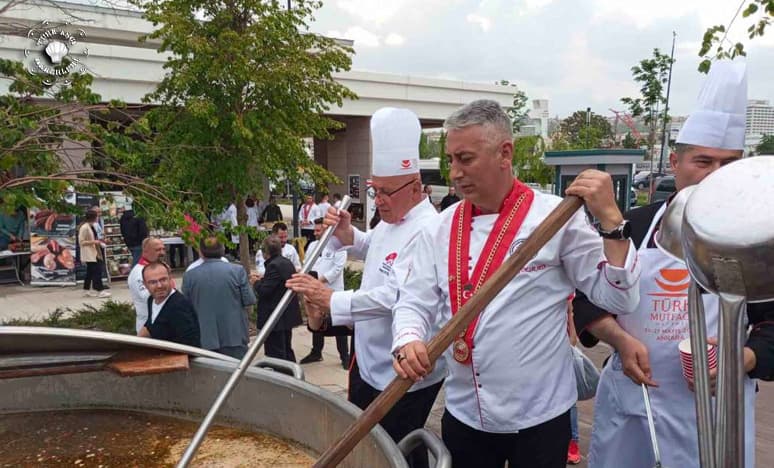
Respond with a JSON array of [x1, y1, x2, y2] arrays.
[[512, 135, 553, 185], [496, 80, 529, 132], [419, 133, 443, 160], [622, 132, 639, 149], [757, 134, 774, 154], [699, 1, 773, 72], [558, 110, 613, 149], [121, 0, 356, 268], [437, 131, 451, 185], [620, 49, 674, 127], [0, 56, 171, 221], [0, 59, 118, 213], [621, 49, 674, 159], [2, 300, 136, 335], [344, 267, 363, 291]]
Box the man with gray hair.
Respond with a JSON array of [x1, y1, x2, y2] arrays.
[[392, 99, 642, 467], [182, 236, 257, 359]]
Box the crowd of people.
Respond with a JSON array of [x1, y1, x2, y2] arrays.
[[122, 60, 774, 468]]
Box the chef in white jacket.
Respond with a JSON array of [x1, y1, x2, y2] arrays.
[[287, 107, 446, 468], [576, 61, 771, 468], [392, 100, 642, 468], [254, 222, 301, 276]]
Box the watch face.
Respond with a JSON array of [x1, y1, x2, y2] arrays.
[[622, 220, 632, 239]]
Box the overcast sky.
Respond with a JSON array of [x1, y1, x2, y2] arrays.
[[307, 0, 774, 118]]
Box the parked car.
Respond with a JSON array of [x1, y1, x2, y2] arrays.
[[651, 175, 676, 202], [632, 171, 666, 190]]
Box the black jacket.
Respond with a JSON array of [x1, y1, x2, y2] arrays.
[[144, 291, 201, 348], [259, 204, 283, 223], [254, 255, 302, 331], [573, 201, 774, 381], [120, 210, 149, 248], [440, 194, 461, 211]]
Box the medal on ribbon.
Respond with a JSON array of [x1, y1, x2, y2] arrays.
[[447, 181, 534, 365]]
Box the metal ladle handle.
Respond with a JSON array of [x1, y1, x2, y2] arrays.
[[687, 280, 716, 468], [176, 195, 352, 467], [642, 383, 663, 468]]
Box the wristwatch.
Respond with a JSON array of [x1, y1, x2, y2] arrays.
[[594, 219, 631, 240]]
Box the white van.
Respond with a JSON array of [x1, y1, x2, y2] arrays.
[[419, 158, 450, 205]]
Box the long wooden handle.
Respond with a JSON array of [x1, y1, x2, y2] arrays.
[[314, 195, 584, 468]]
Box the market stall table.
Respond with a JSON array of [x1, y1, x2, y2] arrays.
[[0, 251, 29, 286]]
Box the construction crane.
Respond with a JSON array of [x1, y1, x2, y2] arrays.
[[609, 108, 644, 143]]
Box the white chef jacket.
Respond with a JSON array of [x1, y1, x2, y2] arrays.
[[298, 203, 318, 230], [330, 197, 447, 392], [392, 189, 641, 432], [246, 205, 260, 227], [255, 243, 301, 275], [317, 202, 332, 219], [216, 204, 239, 244], [305, 240, 346, 291], [128, 262, 150, 334]]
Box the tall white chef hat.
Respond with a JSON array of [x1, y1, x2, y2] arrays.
[[676, 60, 748, 150], [371, 107, 421, 177]]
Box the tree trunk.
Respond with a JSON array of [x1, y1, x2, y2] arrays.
[[234, 194, 252, 276]]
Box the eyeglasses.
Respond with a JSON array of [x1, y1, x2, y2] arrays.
[[366, 180, 415, 200], [146, 277, 170, 287]]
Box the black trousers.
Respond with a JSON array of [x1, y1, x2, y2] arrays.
[[348, 359, 442, 468], [441, 408, 571, 468], [83, 260, 105, 291], [311, 332, 349, 360], [264, 329, 296, 362]]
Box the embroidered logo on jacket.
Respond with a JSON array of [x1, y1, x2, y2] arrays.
[[379, 252, 398, 275]]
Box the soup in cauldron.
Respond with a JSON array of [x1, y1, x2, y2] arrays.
[[0, 409, 315, 467]]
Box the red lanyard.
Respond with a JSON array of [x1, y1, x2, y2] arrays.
[[448, 180, 534, 364]]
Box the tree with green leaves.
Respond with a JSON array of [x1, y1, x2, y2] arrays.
[[621, 48, 674, 161], [699, 1, 773, 73], [558, 110, 613, 149], [757, 134, 774, 154], [0, 58, 170, 216], [127, 0, 356, 270], [496, 80, 529, 133], [621, 132, 640, 149], [512, 135, 553, 185]]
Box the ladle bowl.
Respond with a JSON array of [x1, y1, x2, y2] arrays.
[[682, 156, 774, 302]]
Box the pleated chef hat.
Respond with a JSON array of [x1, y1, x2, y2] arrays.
[[676, 60, 748, 150], [371, 107, 421, 177]]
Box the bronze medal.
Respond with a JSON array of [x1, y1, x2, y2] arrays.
[[453, 337, 470, 364]]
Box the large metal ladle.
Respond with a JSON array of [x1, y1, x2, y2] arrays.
[[681, 156, 774, 468], [655, 184, 715, 468]]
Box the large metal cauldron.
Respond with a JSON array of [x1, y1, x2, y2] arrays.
[[0, 327, 447, 467]]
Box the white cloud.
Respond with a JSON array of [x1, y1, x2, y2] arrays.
[[327, 26, 381, 47], [384, 33, 406, 46], [311, 0, 773, 117], [466, 13, 492, 32]]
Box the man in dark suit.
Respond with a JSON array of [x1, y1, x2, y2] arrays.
[[250, 235, 302, 362], [139, 261, 200, 347]]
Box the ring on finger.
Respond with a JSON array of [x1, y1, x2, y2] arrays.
[[396, 353, 406, 363]]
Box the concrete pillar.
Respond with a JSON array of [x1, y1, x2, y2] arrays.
[[313, 116, 371, 231]]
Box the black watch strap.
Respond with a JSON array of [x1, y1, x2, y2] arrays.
[[595, 219, 631, 240]]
